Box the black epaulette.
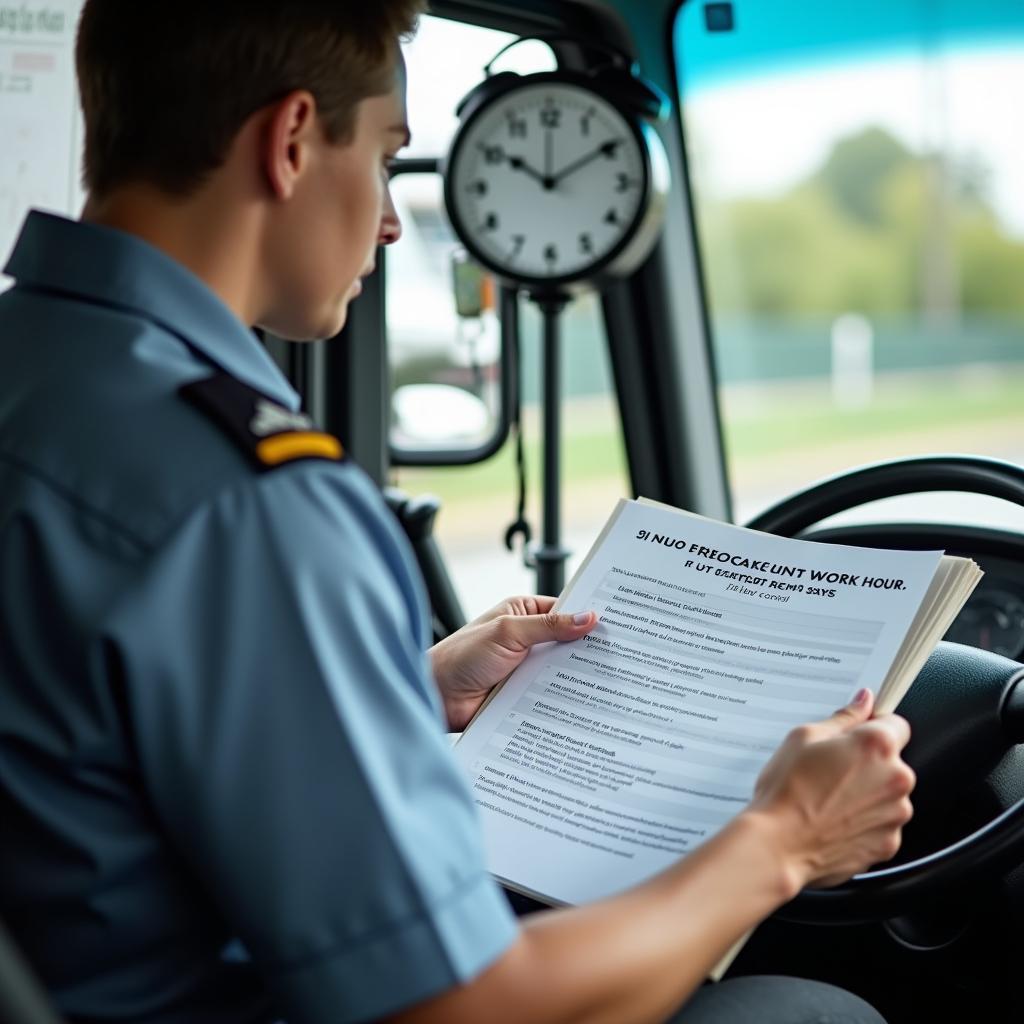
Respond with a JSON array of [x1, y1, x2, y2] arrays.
[[180, 372, 344, 472]]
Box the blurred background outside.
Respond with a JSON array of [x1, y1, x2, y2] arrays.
[[390, 6, 1024, 615]]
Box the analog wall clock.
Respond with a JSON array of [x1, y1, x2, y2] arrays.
[[443, 69, 670, 294]]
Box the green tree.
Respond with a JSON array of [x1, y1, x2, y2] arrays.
[[814, 127, 914, 226], [698, 124, 1024, 319]]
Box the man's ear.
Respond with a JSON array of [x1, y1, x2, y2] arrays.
[[263, 90, 319, 201]]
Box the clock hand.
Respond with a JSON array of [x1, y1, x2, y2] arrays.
[[551, 138, 623, 185], [507, 154, 554, 189], [545, 128, 553, 180], [476, 142, 553, 189]]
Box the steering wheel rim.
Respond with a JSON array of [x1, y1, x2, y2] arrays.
[[746, 454, 1024, 537], [744, 455, 1024, 923]]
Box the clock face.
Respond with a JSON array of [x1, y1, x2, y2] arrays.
[[445, 80, 649, 285]]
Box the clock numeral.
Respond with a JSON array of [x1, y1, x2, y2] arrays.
[[579, 232, 594, 255], [507, 114, 528, 139], [482, 212, 500, 232], [602, 139, 623, 159], [467, 179, 488, 197], [543, 243, 559, 264], [539, 104, 561, 130], [604, 208, 620, 226], [615, 172, 638, 193], [481, 144, 505, 165], [509, 234, 526, 261], [580, 107, 596, 137]]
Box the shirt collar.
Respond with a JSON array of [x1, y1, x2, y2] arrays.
[[3, 210, 300, 411]]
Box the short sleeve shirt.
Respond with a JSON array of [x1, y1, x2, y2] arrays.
[[0, 212, 517, 1024]]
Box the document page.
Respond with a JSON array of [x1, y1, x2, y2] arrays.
[[454, 499, 943, 905]]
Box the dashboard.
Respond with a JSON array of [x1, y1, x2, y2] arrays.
[[801, 523, 1024, 663]]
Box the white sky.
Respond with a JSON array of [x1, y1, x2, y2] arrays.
[[401, 17, 555, 159], [403, 20, 1024, 238], [683, 48, 1024, 237]]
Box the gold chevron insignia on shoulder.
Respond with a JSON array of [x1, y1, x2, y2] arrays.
[[179, 372, 346, 472], [256, 431, 344, 466]]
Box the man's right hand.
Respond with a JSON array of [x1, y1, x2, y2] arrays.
[[745, 687, 916, 891], [388, 687, 916, 1024]]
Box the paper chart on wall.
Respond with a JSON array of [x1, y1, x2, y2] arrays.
[[0, 2, 86, 287]]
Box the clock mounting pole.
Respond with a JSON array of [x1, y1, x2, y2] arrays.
[[532, 289, 572, 596]]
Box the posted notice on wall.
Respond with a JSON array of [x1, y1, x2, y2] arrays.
[[1, 2, 86, 285]]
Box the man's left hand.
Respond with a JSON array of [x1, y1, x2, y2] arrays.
[[430, 596, 596, 732]]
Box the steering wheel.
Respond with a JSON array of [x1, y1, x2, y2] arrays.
[[744, 455, 1024, 924]]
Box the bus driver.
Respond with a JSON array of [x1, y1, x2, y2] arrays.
[[0, 3, 914, 1022]]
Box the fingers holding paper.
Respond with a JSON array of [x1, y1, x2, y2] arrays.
[[430, 595, 597, 732], [747, 687, 916, 891]]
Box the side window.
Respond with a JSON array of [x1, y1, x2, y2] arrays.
[[674, 0, 1024, 525], [390, 16, 631, 614]]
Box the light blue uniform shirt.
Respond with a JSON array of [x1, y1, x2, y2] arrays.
[[0, 211, 516, 1024]]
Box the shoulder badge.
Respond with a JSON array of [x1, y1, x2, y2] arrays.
[[180, 372, 344, 471]]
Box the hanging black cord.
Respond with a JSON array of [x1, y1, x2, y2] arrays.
[[502, 285, 533, 561], [503, 416, 532, 560]]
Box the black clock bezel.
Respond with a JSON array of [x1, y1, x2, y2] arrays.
[[442, 69, 662, 293]]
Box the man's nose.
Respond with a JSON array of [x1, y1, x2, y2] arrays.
[[378, 190, 402, 246]]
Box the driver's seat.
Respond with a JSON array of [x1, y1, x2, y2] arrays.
[[0, 917, 65, 1024]]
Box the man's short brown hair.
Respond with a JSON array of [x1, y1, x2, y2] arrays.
[[76, 0, 424, 199]]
